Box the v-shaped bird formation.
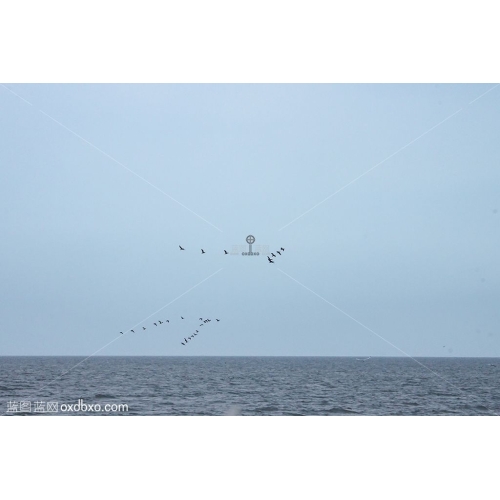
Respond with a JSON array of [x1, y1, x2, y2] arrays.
[[120, 316, 221, 347]]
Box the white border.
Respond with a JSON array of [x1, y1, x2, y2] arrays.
[[1, 1, 499, 82]]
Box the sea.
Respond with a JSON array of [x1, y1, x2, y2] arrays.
[[1, 356, 499, 416]]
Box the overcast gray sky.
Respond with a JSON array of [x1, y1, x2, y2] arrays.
[[1, 84, 498, 356]]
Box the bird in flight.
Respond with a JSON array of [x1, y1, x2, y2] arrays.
[[277, 251, 282, 256], [181, 316, 184, 320], [267, 256, 274, 263], [280, 247, 285, 251], [120, 332, 123, 335], [179, 245, 185, 250], [142, 327, 146, 330], [181, 342, 186, 346], [224, 250, 228, 254], [271, 253, 276, 257], [159, 320, 163, 324], [166, 320, 169, 323], [130, 330, 135, 333], [154, 323, 157, 326], [201, 249, 206, 254], [216, 319, 220, 322], [199, 317, 203, 320]]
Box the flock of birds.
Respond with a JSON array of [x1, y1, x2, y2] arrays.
[[120, 316, 221, 347], [179, 245, 286, 263], [119, 245, 286, 349], [267, 247, 285, 264]]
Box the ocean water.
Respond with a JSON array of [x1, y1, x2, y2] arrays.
[[1, 356, 499, 416]]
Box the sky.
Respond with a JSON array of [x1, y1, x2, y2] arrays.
[[1, 83, 499, 356]]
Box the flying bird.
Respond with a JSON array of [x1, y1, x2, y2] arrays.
[[201, 249, 205, 254], [224, 250, 228, 254], [154, 323, 157, 326], [216, 319, 220, 322], [280, 247, 285, 251], [277, 251, 281, 256], [271, 253, 276, 257], [267, 256, 274, 263], [199, 317, 203, 320], [120, 332, 123, 335], [181, 316, 184, 320], [159, 321, 163, 324], [130, 330, 135, 333], [181, 342, 185, 346], [142, 327, 146, 330], [179, 245, 185, 250]]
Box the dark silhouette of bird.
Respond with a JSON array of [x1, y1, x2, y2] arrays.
[[184, 338, 189, 343], [120, 332, 123, 335], [277, 251, 281, 256], [280, 247, 285, 251], [268, 256, 274, 263], [159, 320, 163, 324], [199, 317, 203, 320], [181, 316, 184, 320], [224, 250, 228, 254], [200, 324, 204, 327], [201, 249, 205, 254], [271, 253, 276, 257], [181, 342, 185, 346], [130, 330, 135, 333], [154, 323, 157, 326], [196, 330, 199, 333], [166, 320, 169, 323], [216, 319, 220, 322], [179, 245, 185, 250], [142, 327, 146, 330]]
